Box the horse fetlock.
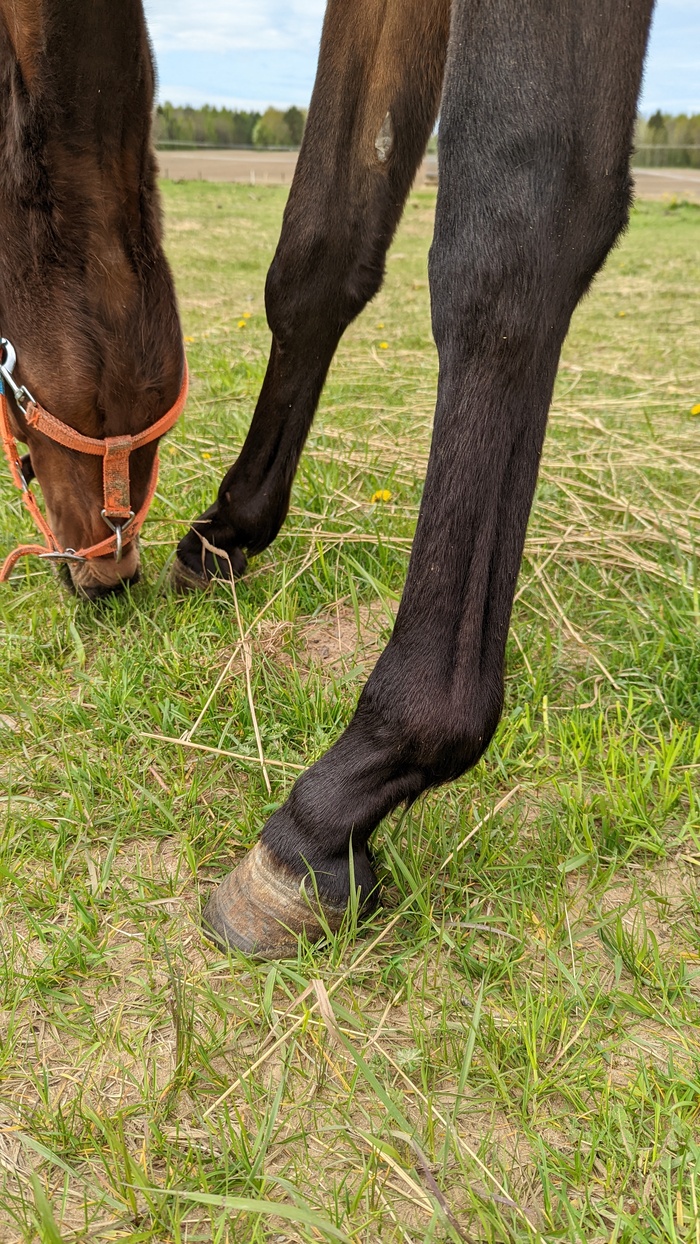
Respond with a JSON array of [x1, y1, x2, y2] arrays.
[[416, 729, 495, 787], [258, 788, 377, 902], [357, 664, 503, 788], [218, 484, 289, 557]]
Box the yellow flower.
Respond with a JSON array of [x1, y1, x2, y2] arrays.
[[691, 403, 700, 417], [202, 451, 212, 460], [371, 489, 392, 504], [376, 322, 385, 329], [618, 311, 626, 318], [243, 311, 252, 318], [237, 319, 247, 328], [379, 341, 389, 350], [184, 336, 195, 343], [168, 445, 177, 454], [527, 910, 548, 944]]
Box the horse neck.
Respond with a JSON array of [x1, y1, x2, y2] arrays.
[[0, 0, 156, 209], [1, 0, 154, 131]]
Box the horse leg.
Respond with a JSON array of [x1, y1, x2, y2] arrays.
[[174, 0, 450, 586], [204, 0, 654, 956]]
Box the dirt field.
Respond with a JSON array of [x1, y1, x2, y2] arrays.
[[155, 148, 438, 187], [632, 165, 700, 200], [157, 147, 302, 186], [156, 147, 700, 200]]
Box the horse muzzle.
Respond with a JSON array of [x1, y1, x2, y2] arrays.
[[0, 337, 188, 587]]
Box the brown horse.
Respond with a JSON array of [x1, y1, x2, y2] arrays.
[[0, 0, 185, 599], [1, 0, 655, 956]]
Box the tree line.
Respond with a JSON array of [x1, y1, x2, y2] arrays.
[[634, 112, 700, 167], [154, 103, 307, 149], [153, 104, 700, 165]]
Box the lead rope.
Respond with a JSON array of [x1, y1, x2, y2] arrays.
[[0, 376, 63, 579]]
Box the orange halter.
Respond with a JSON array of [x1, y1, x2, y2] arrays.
[[0, 338, 188, 583]]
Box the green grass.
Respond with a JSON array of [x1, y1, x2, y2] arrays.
[[0, 182, 699, 1242]]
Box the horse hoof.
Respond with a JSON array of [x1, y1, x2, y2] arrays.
[[202, 843, 348, 959], [171, 554, 211, 593], [171, 545, 247, 593]]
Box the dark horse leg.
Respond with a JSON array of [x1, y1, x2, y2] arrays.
[[204, 0, 654, 956], [174, 0, 450, 586]]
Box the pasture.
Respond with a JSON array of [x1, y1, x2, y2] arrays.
[[0, 183, 699, 1242]]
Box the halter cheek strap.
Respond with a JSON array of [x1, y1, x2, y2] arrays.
[[0, 348, 188, 582]]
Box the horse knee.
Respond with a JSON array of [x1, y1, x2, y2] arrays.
[[265, 220, 385, 348]]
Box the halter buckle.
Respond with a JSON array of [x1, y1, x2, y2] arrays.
[[0, 338, 36, 414], [101, 509, 135, 563], [39, 549, 87, 564]]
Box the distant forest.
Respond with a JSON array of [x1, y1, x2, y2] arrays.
[[153, 104, 700, 164], [635, 111, 700, 166], [154, 103, 307, 149]]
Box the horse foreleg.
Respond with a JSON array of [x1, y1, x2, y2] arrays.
[[174, 0, 450, 586], [203, 0, 654, 956]]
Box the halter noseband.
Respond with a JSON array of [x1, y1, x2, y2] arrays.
[[0, 338, 188, 582]]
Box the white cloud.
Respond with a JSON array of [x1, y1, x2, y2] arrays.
[[156, 83, 296, 110], [144, 0, 325, 54], [145, 0, 700, 114]]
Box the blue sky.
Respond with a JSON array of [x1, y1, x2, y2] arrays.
[[143, 0, 700, 116]]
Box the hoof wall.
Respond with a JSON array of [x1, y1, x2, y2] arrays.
[[171, 548, 246, 592], [171, 555, 211, 594], [202, 843, 348, 959]]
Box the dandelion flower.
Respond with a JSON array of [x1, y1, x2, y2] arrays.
[[691, 403, 700, 417], [202, 451, 212, 460], [618, 311, 626, 318], [237, 320, 247, 329], [243, 312, 252, 318], [184, 336, 195, 343], [371, 489, 392, 503], [379, 341, 389, 350], [376, 322, 385, 329]]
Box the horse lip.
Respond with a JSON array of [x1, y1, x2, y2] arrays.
[[57, 560, 141, 599], [77, 570, 140, 601]]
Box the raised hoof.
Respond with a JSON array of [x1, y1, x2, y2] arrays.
[[202, 843, 349, 959]]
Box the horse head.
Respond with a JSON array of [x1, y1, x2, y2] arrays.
[[0, 0, 185, 598]]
